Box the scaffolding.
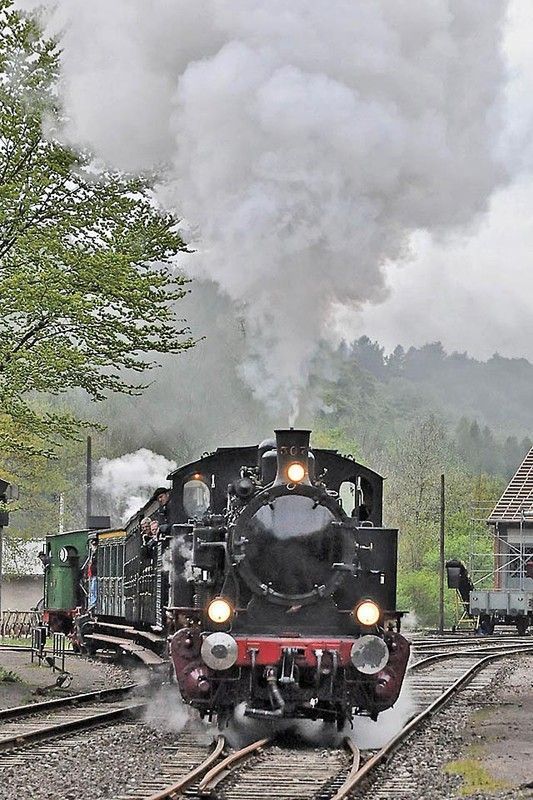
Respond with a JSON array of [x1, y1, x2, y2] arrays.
[[468, 502, 501, 590], [448, 503, 533, 631], [469, 504, 533, 591], [458, 503, 533, 634]]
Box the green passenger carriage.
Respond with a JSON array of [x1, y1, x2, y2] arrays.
[[43, 527, 127, 632]]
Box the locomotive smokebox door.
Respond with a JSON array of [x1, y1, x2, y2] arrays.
[[230, 482, 353, 606]]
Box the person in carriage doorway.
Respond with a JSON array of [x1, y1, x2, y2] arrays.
[[151, 487, 171, 537], [141, 516, 154, 544], [82, 539, 98, 612], [140, 516, 158, 559], [151, 487, 172, 621]]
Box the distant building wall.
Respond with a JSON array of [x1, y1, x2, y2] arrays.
[[2, 576, 43, 610]]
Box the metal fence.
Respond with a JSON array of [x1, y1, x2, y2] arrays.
[[1, 609, 42, 637]]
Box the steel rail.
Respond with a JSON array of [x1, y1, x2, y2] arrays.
[[197, 736, 271, 795], [329, 738, 361, 800], [0, 684, 137, 721], [412, 635, 531, 650], [408, 642, 533, 672], [332, 645, 533, 799], [0, 700, 145, 752], [145, 735, 226, 800]]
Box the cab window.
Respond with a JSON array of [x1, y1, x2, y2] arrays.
[[339, 481, 356, 516], [183, 479, 210, 518]]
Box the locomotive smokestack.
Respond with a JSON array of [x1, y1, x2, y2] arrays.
[[274, 429, 311, 486]]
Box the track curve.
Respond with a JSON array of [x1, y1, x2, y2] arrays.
[[110, 637, 533, 800]]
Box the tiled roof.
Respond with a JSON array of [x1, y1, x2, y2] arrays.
[[488, 447, 533, 523]]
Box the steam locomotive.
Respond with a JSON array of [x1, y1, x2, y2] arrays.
[[42, 428, 410, 727]]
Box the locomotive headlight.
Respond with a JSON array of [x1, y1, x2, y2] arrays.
[[354, 599, 380, 627], [287, 462, 305, 482], [207, 597, 233, 624]]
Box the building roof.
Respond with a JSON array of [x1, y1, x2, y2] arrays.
[[488, 447, 533, 523]]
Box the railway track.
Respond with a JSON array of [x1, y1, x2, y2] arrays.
[[411, 634, 532, 652], [0, 684, 143, 758], [112, 638, 533, 800], [330, 644, 533, 799]]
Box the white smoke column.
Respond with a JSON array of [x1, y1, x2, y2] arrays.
[[162, 532, 194, 583], [20, 0, 510, 419], [94, 448, 176, 522]]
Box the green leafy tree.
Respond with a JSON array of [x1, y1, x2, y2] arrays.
[[386, 419, 503, 625], [0, 1, 193, 464], [385, 415, 450, 530], [2, 432, 90, 576]]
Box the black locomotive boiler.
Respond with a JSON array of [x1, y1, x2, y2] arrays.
[[169, 429, 410, 727]]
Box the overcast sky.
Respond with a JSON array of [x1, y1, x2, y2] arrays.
[[21, 0, 533, 374], [336, 0, 533, 360]]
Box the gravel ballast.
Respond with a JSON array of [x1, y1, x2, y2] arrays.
[[0, 649, 133, 709], [0, 653, 532, 799], [352, 654, 533, 799]]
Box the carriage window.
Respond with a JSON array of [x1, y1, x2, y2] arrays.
[[111, 545, 118, 577], [339, 481, 356, 516], [183, 479, 210, 518]]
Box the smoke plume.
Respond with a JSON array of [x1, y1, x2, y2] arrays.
[[94, 448, 176, 523], [20, 0, 510, 419]]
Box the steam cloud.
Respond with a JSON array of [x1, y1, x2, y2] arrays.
[[94, 448, 176, 523], [21, 0, 510, 419]]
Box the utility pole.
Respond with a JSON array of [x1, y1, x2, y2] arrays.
[[0, 480, 11, 632], [86, 435, 92, 529], [58, 493, 65, 534], [438, 473, 446, 634]]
